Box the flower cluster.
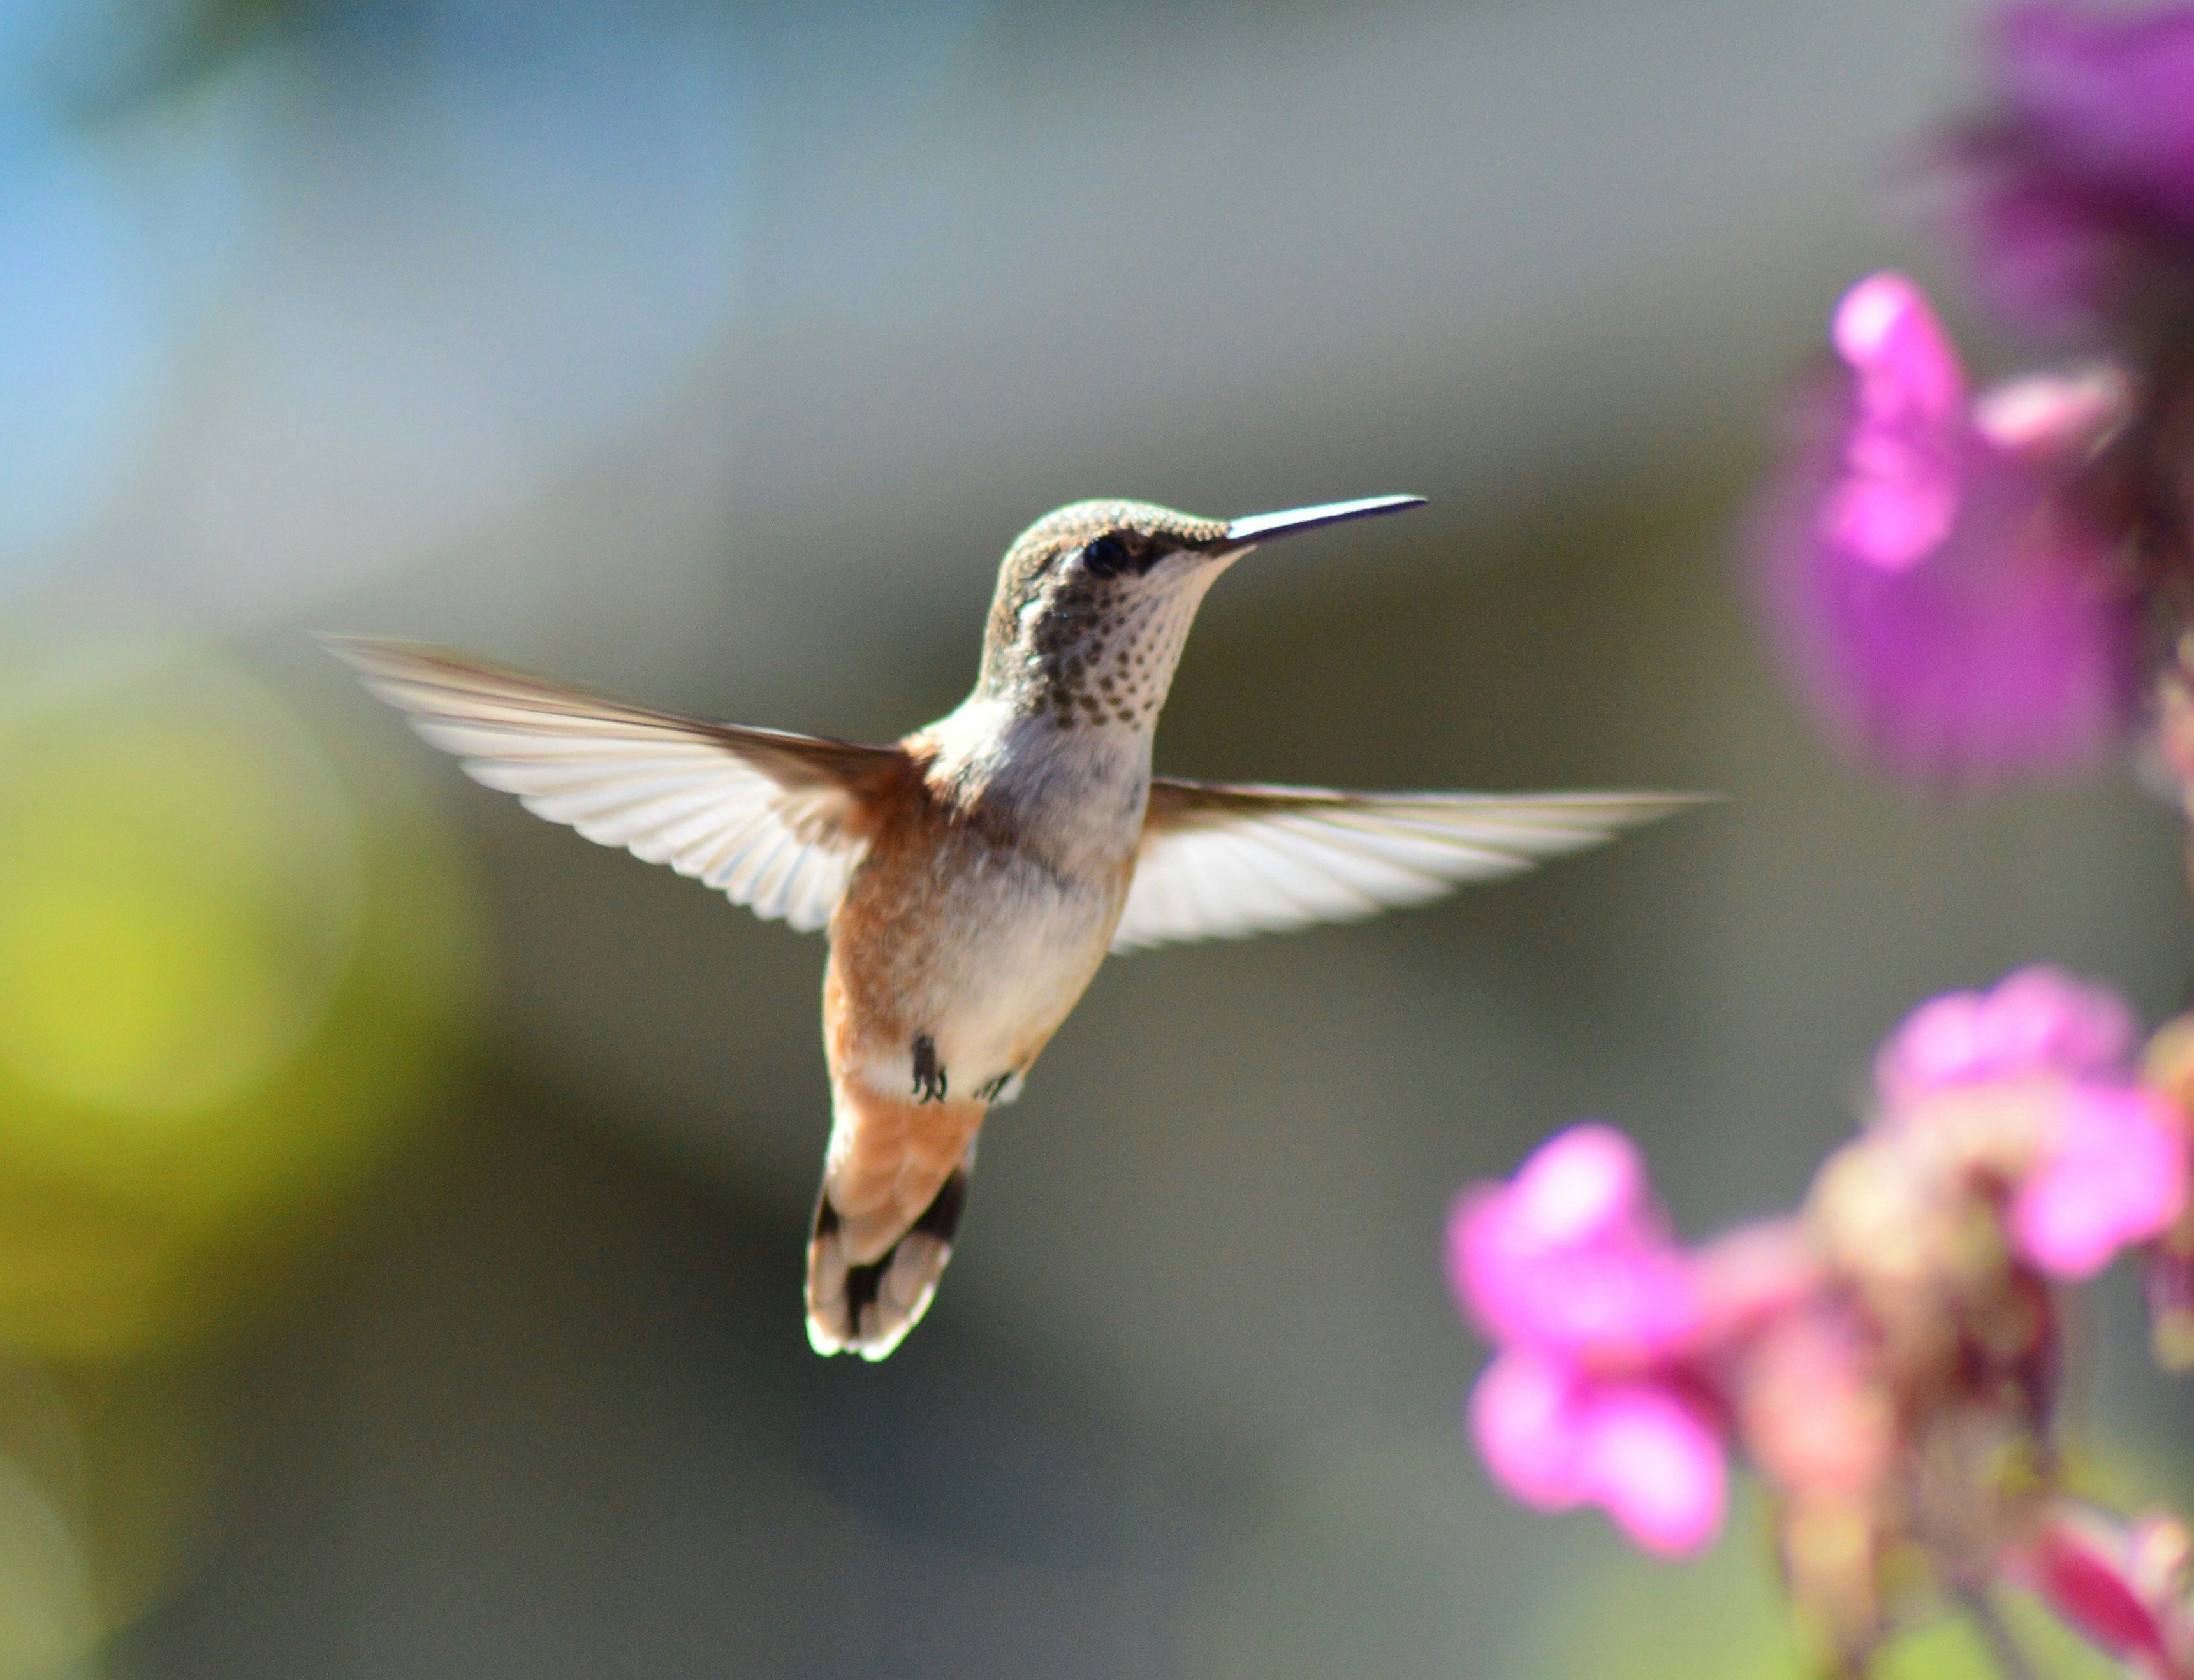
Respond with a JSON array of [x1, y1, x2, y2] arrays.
[[1449, 967, 2194, 1670], [1749, 3, 2194, 788]]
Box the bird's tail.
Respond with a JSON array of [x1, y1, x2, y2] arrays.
[[805, 1085, 986, 1360]]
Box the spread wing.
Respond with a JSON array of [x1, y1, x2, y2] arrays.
[[1113, 778, 1701, 952], [327, 638, 903, 933]]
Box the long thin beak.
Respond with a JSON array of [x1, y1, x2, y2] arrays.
[[1224, 494, 1426, 547]]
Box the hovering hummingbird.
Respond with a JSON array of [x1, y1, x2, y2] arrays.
[[332, 495, 1693, 1360]]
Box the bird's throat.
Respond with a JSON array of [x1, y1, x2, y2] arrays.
[[920, 699, 1154, 882]]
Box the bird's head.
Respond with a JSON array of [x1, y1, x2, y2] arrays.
[[975, 495, 1423, 727]]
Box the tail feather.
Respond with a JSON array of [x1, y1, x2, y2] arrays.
[[805, 1085, 983, 1360], [807, 1168, 970, 1361]]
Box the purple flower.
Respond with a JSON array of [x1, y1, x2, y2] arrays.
[[1748, 272, 2139, 786], [1955, 3, 2194, 326]]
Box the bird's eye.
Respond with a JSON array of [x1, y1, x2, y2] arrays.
[[1083, 534, 1133, 577]]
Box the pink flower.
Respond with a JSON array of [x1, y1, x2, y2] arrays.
[[1468, 1349, 1727, 1557], [1748, 274, 2138, 787], [2008, 1501, 2194, 1676], [1452, 1127, 1729, 1555], [2013, 1084, 2191, 1277], [1869, 967, 2190, 1278], [1447, 1125, 1703, 1368], [1874, 964, 2139, 1106], [1954, 3, 2194, 326]]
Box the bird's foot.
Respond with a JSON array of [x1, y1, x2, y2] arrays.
[[911, 1034, 947, 1103], [973, 1069, 1023, 1104]]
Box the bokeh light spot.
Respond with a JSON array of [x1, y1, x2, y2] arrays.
[[0, 639, 483, 1358], [0, 669, 360, 1134], [0, 1450, 98, 1679]]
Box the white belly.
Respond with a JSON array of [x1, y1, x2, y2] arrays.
[[839, 701, 1152, 1105], [934, 865, 1120, 1081], [842, 851, 1123, 1107]]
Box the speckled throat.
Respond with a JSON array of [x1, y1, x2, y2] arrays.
[[973, 499, 1234, 729]]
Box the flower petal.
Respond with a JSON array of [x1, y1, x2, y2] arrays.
[[1875, 965, 2137, 1104], [2012, 1085, 2190, 1278], [1574, 1384, 1729, 1558], [1944, 6, 2194, 324], [1507, 1123, 1654, 1248], [1448, 1125, 1703, 1363], [1996, 4, 2194, 230], [1819, 275, 1966, 572], [1971, 363, 2131, 458], [1468, 1349, 1586, 1512], [2009, 1501, 2186, 1672], [1748, 293, 2138, 787]]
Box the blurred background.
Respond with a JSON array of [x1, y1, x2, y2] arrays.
[[2, 0, 2189, 1674]]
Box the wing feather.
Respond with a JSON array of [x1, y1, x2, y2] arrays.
[[1113, 778, 1702, 951], [327, 638, 903, 933]]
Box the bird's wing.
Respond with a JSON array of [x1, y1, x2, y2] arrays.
[[1113, 778, 1700, 952], [328, 638, 905, 933]]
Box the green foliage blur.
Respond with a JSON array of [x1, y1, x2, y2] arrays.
[[0, 640, 484, 1673]]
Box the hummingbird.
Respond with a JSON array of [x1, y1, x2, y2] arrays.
[[330, 495, 1693, 1360]]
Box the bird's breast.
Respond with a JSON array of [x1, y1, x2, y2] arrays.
[[828, 809, 1130, 1105]]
